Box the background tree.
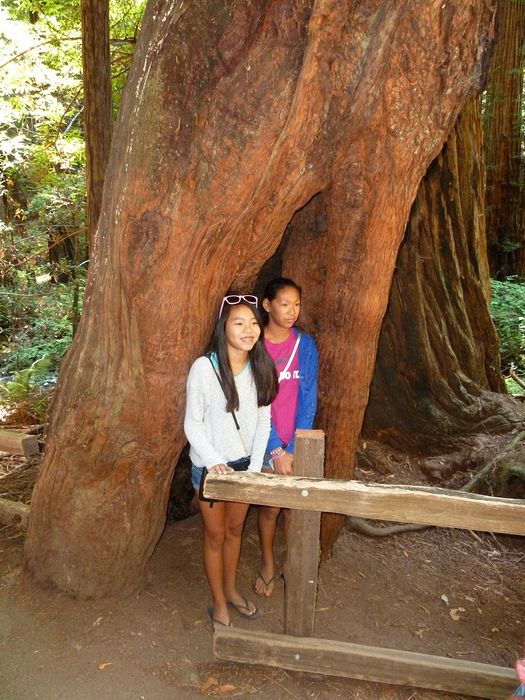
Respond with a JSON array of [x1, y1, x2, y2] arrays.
[[81, 0, 113, 253], [23, 0, 495, 598], [484, 0, 525, 278]]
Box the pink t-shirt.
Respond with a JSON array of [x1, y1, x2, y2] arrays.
[[265, 332, 300, 446]]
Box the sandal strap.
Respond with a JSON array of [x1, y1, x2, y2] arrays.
[[257, 571, 276, 587]]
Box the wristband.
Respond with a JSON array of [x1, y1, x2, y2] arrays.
[[270, 446, 285, 458]]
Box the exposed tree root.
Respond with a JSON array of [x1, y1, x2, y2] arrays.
[[350, 430, 525, 537], [461, 430, 525, 495], [348, 517, 429, 537]]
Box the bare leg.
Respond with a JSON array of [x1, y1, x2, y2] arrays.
[[197, 493, 230, 625], [282, 507, 290, 538], [223, 501, 256, 615], [255, 504, 280, 596]]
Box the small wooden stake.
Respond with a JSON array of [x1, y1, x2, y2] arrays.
[[0, 429, 40, 457], [284, 429, 324, 637], [0, 497, 30, 529]]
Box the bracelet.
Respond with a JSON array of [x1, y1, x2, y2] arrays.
[[270, 447, 285, 457]]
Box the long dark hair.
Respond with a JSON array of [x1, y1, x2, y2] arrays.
[[210, 300, 278, 412], [262, 276, 302, 324]]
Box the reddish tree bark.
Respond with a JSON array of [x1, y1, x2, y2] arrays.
[[485, 0, 525, 277], [362, 96, 523, 452], [26, 0, 494, 597], [81, 0, 113, 253]]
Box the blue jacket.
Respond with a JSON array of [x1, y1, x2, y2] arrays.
[[266, 328, 318, 455]]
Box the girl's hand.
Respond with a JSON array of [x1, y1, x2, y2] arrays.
[[517, 658, 525, 684], [208, 463, 233, 475], [272, 451, 294, 475]]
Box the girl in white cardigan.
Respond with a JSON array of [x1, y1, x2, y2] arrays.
[[184, 294, 277, 627]]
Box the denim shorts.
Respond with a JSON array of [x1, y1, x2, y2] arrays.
[[512, 684, 525, 697], [191, 457, 250, 489], [191, 464, 204, 490], [262, 451, 273, 471]]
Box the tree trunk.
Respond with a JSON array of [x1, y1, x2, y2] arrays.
[[47, 226, 80, 283], [285, 97, 525, 555], [362, 96, 523, 452], [484, 0, 525, 278], [81, 0, 113, 255], [25, 0, 494, 597]]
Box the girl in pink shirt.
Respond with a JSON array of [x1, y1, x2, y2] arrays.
[[255, 277, 318, 598]]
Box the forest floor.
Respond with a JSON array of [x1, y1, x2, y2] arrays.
[[0, 447, 523, 700]]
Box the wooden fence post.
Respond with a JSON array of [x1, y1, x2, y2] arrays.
[[284, 429, 325, 637]]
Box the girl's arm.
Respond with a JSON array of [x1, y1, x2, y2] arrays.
[[184, 359, 228, 468], [249, 403, 271, 472], [287, 335, 318, 454], [266, 420, 282, 453]]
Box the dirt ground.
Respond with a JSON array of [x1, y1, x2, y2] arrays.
[[0, 454, 523, 700]]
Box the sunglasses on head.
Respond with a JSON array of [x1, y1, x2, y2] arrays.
[[218, 294, 258, 319]]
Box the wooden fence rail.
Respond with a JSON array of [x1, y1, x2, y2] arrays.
[[213, 628, 517, 699], [203, 429, 521, 699], [203, 471, 525, 536]]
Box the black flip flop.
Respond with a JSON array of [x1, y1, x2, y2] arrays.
[[207, 606, 232, 628], [227, 596, 259, 620]]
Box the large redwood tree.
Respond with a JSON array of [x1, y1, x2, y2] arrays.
[[26, 0, 495, 597]]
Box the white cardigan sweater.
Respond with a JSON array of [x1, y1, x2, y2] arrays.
[[184, 356, 271, 472]]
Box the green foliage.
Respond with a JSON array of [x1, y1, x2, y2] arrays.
[[0, 274, 84, 373], [0, 6, 87, 293], [0, 357, 53, 423], [0, 0, 146, 286], [505, 376, 525, 395], [490, 277, 525, 372]]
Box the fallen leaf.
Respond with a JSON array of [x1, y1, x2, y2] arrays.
[[217, 684, 236, 694], [97, 662, 113, 670], [441, 594, 449, 605], [92, 616, 103, 627], [201, 677, 217, 692], [491, 626, 500, 633], [449, 608, 465, 621]]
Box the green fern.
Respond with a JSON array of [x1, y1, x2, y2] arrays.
[[0, 357, 53, 423]]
